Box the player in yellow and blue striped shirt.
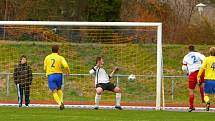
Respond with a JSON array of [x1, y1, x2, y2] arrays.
[[44, 45, 70, 110], [197, 47, 215, 111]]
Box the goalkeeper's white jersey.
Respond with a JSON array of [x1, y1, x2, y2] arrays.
[[182, 52, 205, 74], [89, 66, 110, 85]]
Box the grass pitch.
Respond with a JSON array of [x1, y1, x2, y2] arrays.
[[1, 107, 215, 121]]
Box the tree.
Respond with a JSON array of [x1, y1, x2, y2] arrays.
[[120, 0, 158, 22], [86, 0, 122, 21], [0, 0, 77, 21], [27, 0, 76, 21], [0, 0, 38, 20], [157, 0, 198, 43]]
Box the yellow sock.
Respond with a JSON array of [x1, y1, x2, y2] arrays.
[[57, 89, 63, 103], [53, 92, 61, 105], [204, 96, 210, 103]]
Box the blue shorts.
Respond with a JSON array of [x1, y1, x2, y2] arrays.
[[48, 74, 63, 91], [204, 80, 215, 94]]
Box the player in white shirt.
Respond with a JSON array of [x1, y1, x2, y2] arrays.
[[182, 45, 205, 112], [89, 57, 122, 110]]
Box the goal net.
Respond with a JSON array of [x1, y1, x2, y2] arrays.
[[0, 21, 162, 110]]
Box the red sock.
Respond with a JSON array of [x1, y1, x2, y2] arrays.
[[200, 87, 204, 103], [189, 94, 194, 108]]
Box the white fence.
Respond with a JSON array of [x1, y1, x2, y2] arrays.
[[0, 72, 186, 100]]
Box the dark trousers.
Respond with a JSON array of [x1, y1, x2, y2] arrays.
[[16, 84, 30, 106]]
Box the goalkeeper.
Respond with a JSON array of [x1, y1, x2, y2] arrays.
[[89, 57, 122, 110], [44, 45, 70, 110], [197, 47, 215, 111]]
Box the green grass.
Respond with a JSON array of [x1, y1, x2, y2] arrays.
[[1, 107, 215, 121]]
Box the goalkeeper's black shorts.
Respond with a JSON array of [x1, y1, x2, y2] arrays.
[[96, 82, 116, 91]]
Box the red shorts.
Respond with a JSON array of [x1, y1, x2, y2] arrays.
[[188, 70, 204, 89]]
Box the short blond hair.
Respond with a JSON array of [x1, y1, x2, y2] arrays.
[[210, 47, 215, 56]]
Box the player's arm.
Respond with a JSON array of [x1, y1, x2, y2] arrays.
[[182, 58, 188, 74], [43, 57, 47, 72], [89, 65, 98, 76], [182, 64, 188, 72], [61, 57, 70, 75], [64, 67, 70, 75], [109, 66, 119, 78], [197, 58, 206, 81]]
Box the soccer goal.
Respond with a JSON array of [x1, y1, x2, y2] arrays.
[[0, 21, 163, 110]]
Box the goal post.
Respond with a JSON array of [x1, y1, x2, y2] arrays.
[[156, 24, 163, 110], [0, 21, 163, 110]]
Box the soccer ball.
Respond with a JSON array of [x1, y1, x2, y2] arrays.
[[128, 74, 136, 81]]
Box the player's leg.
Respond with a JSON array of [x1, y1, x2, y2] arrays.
[[113, 87, 122, 110], [52, 89, 62, 105], [203, 80, 215, 111], [199, 72, 205, 103], [188, 81, 196, 112], [204, 80, 211, 111], [56, 74, 63, 103], [95, 87, 103, 109], [204, 93, 210, 111], [199, 84, 204, 103], [57, 88, 63, 103], [204, 81, 210, 103], [57, 89, 64, 110], [109, 83, 122, 110], [188, 88, 195, 112], [187, 72, 198, 112], [24, 84, 30, 107], [55, 74, 64, 110], [95, 84, 103, 109], [48, 74, 62, 106]]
